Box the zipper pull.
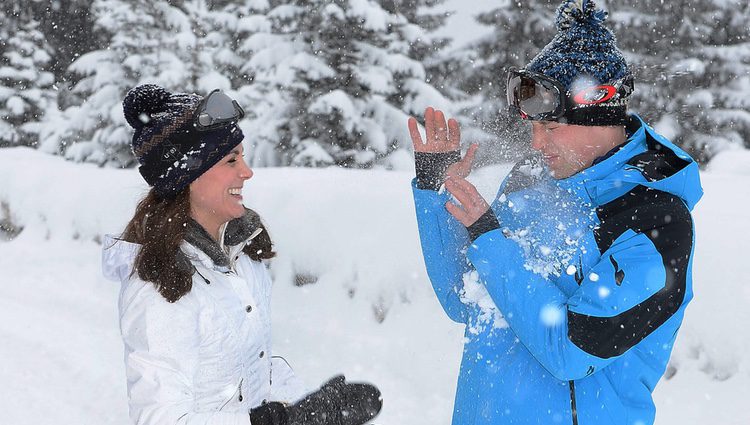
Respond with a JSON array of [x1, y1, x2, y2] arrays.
[[238, 379, 244, 402]]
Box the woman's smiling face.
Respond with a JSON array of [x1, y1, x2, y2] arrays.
[[189, 144, 252, 239]]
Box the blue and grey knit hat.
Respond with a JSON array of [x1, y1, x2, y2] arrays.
[[526, 0, 633, 126], [123, 84, 244, 198]]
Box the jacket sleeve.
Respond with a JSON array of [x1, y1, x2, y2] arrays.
[[412, 179, 472, 323], [120, 282, 251, 425], [269, 356, 307, 404], [466, 201, 694, 381]]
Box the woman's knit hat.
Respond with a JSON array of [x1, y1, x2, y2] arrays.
[[123, 84, 244, 198], [525, 0, 633, 125]]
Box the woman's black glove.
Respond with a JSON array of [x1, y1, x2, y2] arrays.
[[249, 375, 382, 425]]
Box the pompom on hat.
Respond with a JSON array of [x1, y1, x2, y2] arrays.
[[524, 0, 633, 126], [123, 84, 244, 198]]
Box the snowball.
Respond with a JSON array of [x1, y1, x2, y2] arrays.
[[598, 286, 611, 298], [540, 304, 564, 327]]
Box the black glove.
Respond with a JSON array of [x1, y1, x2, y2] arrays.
[[249, 375, 382, 425]]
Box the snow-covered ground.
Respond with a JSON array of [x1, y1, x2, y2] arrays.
[[1, 146, 749, 425]]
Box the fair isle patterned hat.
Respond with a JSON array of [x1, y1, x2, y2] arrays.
[[123, 84, 244, 198], [525, 0, 633, 126]]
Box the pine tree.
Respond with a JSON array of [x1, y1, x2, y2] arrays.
[[378, 0, 451, 88], [49, 0, 255, 166], [434, 1, 558, 161], [610, 0, 750, 163], [241, 0, 451, 168], [380, 0, 453, 127], [0, 12, 57, 147], [28, 0, 103, 84]]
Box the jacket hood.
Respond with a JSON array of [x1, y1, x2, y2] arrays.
[[566, 114, 703, 210], [101, 234, 140, 283], [101, 208, 265, 283]]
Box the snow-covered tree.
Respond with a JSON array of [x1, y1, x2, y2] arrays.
[[433, 1, 558, 161], [0, 14, 57, 147], [241, 0, 450, 168], [27, 0, 103, 84], [49, 0, 256, 166], [610, 0, 750, 163], [378, 0, 450, 87]]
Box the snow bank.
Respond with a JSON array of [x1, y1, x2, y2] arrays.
[[1, 146, 749, 424], [705, 147, 750, 175]]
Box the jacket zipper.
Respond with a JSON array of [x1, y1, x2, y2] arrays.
[[569, 381, 578, 425]]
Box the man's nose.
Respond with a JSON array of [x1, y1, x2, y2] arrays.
[[530, 124, 546, 151]]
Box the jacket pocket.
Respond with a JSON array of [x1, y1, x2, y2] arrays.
[[218, 378, 244, 411]]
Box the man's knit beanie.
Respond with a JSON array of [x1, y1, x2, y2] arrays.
[[123, 84, 244, 198], [525, 0, 633, 126]]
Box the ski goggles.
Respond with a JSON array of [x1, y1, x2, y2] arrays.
[[506, 67, 633, 122], [194, 89, 245, 131]]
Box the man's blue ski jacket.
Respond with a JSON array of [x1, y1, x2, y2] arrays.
[[412, 115, 703, 425]]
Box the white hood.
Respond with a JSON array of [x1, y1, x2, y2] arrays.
[[101, 234, 140, 283]]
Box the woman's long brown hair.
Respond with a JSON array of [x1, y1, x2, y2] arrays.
[[122, 187, 275, 303]]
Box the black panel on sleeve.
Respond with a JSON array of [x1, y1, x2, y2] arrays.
[[567, 185, 693, 359]]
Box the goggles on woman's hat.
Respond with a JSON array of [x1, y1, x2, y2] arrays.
[[506, 67, 634, 126], [194, 89, 245, 131]]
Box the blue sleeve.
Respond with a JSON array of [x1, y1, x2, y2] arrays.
[[466, 215, 692, 380], [412, 179, 471, 323]]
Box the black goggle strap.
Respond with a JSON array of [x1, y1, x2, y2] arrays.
[[195, 89, 245, 131]]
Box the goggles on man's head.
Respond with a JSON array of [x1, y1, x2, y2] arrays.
[[506, 67, 634, 123], [194, 89, 245, 131]]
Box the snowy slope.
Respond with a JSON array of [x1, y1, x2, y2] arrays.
[[1, 147, 749, 425]]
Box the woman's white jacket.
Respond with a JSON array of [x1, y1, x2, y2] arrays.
[[102, 234, 305, 425]]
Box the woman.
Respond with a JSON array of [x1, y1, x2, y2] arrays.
[[102, 84, 382, 425]]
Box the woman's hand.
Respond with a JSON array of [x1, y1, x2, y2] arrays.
[[250, 375, 382, 425]]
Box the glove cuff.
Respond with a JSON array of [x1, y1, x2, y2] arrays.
[[415, 151, 461, 190], [249, 401, 289, 425], [467, 208, 500, 242]]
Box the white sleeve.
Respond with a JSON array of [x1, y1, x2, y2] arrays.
[[119, 281, 251, 425], [270, 356, 307, 404]]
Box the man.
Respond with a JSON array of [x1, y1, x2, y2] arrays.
[[408, 1, 703, 424]]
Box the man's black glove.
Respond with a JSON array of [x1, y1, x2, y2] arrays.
[[249, 375, 382, 425]]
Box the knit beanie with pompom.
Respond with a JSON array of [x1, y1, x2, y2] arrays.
[[122, 84, 244, 198], [525, 0, 634, 126]]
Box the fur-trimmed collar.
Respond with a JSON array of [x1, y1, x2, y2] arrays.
[[183, 208, 263, 268]]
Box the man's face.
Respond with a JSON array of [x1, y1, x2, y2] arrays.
[[530, 121, 623, 179]]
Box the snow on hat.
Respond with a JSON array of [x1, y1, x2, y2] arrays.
[[123, 84, 244, 198], [525, 0, 633, 126]]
